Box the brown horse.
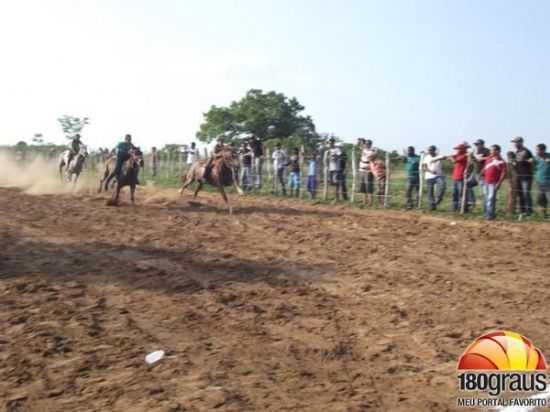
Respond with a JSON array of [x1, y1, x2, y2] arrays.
[[99, 149, 143, 205], [179, 148, 243, 214]]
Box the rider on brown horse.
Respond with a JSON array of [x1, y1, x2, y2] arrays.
[[104, 134, 138, 190]]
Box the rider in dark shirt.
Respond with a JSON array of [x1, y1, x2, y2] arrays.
[[104, 134, 136, 189]]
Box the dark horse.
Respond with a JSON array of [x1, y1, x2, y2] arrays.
[[99, 148, 143, 205], [179, 148, 243, 214]]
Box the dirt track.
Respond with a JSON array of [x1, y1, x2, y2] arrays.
[[1, 185, 550, 412]]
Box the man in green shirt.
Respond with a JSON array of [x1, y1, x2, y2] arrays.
[[534, 143, 550, 218], [404, 146, 420, 209], [104, 134, 136, 190]]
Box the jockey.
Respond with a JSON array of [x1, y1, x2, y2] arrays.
[[104, 134, 137, 189], [203, 135, 226, 181], [66, 134, 83, 167]]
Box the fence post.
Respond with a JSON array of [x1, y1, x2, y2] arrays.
[[323, 150, 329, 201], [418, 153, 425, 209], [299, 145, 305, 199], [384, 152, 390, 208], [460, 156, 470, 214], [351, 146, 356, 203]]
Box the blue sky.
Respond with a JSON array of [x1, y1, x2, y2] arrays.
[[0, 0, 549, 153]]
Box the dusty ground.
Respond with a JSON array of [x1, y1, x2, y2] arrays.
[[1, 183, 550, 412]]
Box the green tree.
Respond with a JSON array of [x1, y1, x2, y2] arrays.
[[196, 89, 318, 149]]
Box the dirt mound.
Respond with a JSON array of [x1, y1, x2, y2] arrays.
[[1, 186, 549, 411]]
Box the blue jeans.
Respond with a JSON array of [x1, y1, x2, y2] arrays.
[[484, 183, 498, 220], [452, 180, 473, 212], [406, 176, 419, 209], [426, 176, 446, 210], [289, 171, 300, 189], [516, 177, 533, 215], [240, 165, 252, 191]]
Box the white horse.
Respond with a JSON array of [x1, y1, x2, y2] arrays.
[[59, 145, 88, 185]]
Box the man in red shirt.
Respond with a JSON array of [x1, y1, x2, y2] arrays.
[[482, 144, 507, 220], [450, 143, 471, 212]]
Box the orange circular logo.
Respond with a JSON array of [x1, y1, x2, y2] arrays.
[[458, 330, 547, 371]]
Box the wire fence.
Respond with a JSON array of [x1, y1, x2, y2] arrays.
[[4, 147, 548, 221]]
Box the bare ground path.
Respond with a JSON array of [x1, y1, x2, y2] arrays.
[[1, 186, 550, 411]]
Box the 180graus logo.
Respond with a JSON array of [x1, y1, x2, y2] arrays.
[[456, 330, 549, 409]]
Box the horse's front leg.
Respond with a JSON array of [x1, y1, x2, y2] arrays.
[[218, 185, 232, 214], [193, 181, 203, 198], [130, 183, 136, 204]]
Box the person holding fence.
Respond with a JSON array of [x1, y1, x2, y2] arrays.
[[511, 136, 534, 216], [239, 142, 253, 192], [450, 143, 472, 213], [422, 145, 447, 211], [272, 142, 287, 195], [288, 148, 301, 197], [403, 146, 420, 209], [249, 135, 265, 190], [482, 145, 507, 220], [472, 139, 490, 211], [328, 138, 343, 198], [369, 154, 386, 206], [506, 151, 519, 216], [307, 151, 319, 199], [358, 138, 378, 206], [337, 144, 349, 201], [534, 143, 550, 218]]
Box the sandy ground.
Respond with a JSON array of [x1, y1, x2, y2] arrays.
[[1, 178, 550, 412]]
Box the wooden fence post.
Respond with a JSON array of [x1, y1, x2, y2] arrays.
[[351, 147, 356, 204], [299, 145, 305, 198], [384, 152, 390, 208], [418, 153, 425, 209], [460, 156, 470, 214], [323, 150, 329, 201]]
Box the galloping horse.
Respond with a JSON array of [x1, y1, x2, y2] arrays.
[[58, 145, 88, 185], [99, 148, 143, 205], [179, 148, 243, 214]]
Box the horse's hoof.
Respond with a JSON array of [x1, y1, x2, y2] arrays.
[[106, 199, 118, 206]]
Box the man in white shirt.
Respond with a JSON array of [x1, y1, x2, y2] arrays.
[[422, 145, 448, 210], [184, 142, 199, 168], [272, 142, 287, 195], [358, 138, 378, 206]]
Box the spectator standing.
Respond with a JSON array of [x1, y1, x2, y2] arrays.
[[150, 146, 159, 177], [450, 143, 471, 213], [185, 142, 199, 170], [403, 146, 420, 209], [506, 151, 519, 216], [422, 145, 447, 211], [369, 155, 386, 206], [511, 136, 534, 216], [337, 144, 349, 201], [482, 145, 507, 220], [249, 136, 265, 189], [272, 143, 287, 195], [327, 138, 343, 199], [534, 143, 550, 218], [472, 139, 490, 210], [239, 142, 253, 192], [288, 148, 301, 197], [358, 138, 377, 206], [307, 151, 319, 199]]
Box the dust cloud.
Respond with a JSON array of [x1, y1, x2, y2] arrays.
[[0, 151, 98, 195]]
